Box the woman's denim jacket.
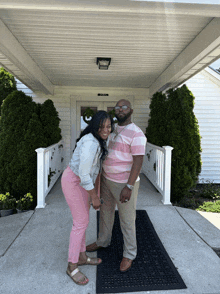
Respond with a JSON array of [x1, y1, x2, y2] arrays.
[[69, 133, 101, 191]]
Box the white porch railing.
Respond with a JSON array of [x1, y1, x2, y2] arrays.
[[35, 140, 64, 208], [142, 142, 173, 205]]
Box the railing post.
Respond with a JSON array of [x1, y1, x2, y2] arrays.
[[35, 147, 46, 208], [162, 146, 173, 205]]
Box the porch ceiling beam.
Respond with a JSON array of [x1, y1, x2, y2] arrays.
[[149, 17, 220, 97], [1, 1, 220, 17], [0, 19, 54, 95]]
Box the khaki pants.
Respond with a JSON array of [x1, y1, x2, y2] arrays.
[[97, 175, 140, 260]]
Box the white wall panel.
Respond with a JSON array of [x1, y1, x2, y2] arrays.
[[186, 69, 220, 183]]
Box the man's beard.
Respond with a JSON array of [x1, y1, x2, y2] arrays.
[[115, 110, 132, 123]]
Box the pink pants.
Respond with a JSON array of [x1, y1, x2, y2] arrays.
[[61, 166, 90, 263]]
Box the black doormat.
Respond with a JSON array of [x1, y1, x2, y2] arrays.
[[96, 210, 187, 293]]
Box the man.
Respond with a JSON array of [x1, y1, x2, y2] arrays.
[[86, 99, 147, 272]]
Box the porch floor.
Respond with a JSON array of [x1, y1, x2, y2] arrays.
[[0, 174, 220, 294]]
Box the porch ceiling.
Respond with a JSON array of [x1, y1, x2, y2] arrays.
[[0, 1, 220, 96]]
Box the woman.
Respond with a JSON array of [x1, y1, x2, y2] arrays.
[[61, 110, 114, 286]]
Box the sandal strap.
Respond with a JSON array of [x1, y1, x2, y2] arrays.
[[70, 267, 79, 277]]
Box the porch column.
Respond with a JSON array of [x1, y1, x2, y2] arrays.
[[162, 146, 173, 205]]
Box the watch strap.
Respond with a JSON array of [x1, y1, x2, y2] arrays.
[[126, 184, 134, 190]]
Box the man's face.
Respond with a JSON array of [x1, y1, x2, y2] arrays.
[[114, 100, 133, 123]]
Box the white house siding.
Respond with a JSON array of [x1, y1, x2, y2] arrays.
[[133, 97, 151, 136], [15, 78, 36, 97], [185, 69, 220, 183]]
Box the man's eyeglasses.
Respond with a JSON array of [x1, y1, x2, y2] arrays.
[[114, 105, 130, 111]]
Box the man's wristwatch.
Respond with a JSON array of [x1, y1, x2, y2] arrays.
[[126, 184, 134, 190]]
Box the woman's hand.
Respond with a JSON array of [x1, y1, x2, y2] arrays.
[[92, 197, 101, 210], [87, 188, 101, 209]]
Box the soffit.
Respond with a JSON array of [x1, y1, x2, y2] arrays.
[[0, 1, 219, 95]]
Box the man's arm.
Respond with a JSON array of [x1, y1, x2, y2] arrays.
[[127, 155, 144, 186], [120, 155, 144, 203]]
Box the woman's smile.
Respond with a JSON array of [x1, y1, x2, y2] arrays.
[[98, 118, 111, 140]]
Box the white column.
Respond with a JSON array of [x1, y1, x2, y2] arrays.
[[35, 148, 46, 208], [162, 146, 174, 205]]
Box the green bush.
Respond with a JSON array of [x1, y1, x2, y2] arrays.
[[0, 67, 17, 116], [0, 91, 38, 198], [16, 193, 33, 211], [197, 181, 220, 199], [0, 192, 16, 210], [0, 91, 62, 207], [197, 200, 220, 213], [40, 99, 62, 146], [17, 112, 47, 199], [146, 85, 202, 203]]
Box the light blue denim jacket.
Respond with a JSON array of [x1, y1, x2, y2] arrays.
[[69, 133, 101, 191]]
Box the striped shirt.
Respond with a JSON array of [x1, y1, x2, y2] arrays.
[[102, 123, 147, 183]]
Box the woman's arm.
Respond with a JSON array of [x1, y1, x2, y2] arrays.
[[78, 136, 101, 209], [87, 187, 101, 210]]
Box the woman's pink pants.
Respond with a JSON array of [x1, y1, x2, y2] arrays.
[[61, 166, 90, 263]]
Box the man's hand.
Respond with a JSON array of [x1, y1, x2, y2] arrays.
[[120, 186, 132, 203]]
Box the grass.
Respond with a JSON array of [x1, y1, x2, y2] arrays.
[[174, 181, 220, 213]]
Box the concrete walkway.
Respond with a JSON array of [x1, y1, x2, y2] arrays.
[[0, 174, 220, 294]]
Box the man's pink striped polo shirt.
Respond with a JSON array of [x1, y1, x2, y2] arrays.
[[102, 123, 147, 183]]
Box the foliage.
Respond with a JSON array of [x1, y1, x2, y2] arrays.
[[82, 107, 117, 124], [108, 108, 118, 123], [0, 91, 38, 198], [39, 99, 62, 146], [83, 107, 96, 124], [48, 168, 56, 187], [197, 180, 220, 199], [16, 193, 33, 211], [17, 112, 47, 199], [197, 200, 220, 213], [0, 67, 17, 115], [146, 84, 202, 203], [0, 90, 62, 207], [0, 192, 16, 210], [144, 91, 168, 147], [174, 182, 220, 212]]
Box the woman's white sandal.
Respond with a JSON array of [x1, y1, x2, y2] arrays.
[[66, 267, 89, 286], [78, 256, 102, 266]]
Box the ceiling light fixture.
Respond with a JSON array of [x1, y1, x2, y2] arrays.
[[96, 57, 111, 70]]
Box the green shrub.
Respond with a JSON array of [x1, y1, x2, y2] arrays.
[[0, 91, 38, 198], [0, 192, 16, 210], [17, 112, 47, 200], [197, 181, 220, 199], [16, 193, 33, 211], [146, 85, 202, 203], [40, 99, 62, 146], [197, 200, 220, 213], [0, 67, 17, 115], [144, 91, 168, 146], [0, 91, 62, 207]]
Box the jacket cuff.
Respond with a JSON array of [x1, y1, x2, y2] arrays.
[[79, 181, 94, 191]]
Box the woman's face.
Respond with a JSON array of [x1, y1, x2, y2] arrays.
[[98, 118, 111, 140]]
